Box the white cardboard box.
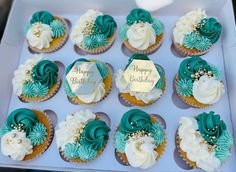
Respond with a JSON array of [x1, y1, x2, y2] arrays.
[[0, 0, 236, 171]]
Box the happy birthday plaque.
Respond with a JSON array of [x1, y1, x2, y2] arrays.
[[66, 61, 102, 95], [123, 59, 160, 92]]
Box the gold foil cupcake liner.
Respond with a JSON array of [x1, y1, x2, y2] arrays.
[[68, 63, 113, 105], [19, 77, 61, 103], [174, 75, 210, 108], [23, 109, 54, 161], [28, 16, 69, 53], [123, 34, 164, 55]]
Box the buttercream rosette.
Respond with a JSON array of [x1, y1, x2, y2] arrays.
[[115, 54, 166, 106], [120, 8, 164, 54], [114, 109, 166, 169], [12, 55, 60, 102], [55, 109, 110, 163], [71, 9, 117, 54], [25, 10, 68, 53], [0, 108, 53, 161], [64, 58, 113, 104], [175, 56, 224, 108], [177, 112, 233, 172], [172, 9, 222, 57]]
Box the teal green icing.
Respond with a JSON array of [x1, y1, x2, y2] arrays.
[[119, 24, 129, 41], [64, 143, 80, 159], [0, 125, 11, 138], [82, 35, 98, 49], [126, 8, 153, 26], [80, 120, 110, 151], [95, 61, 108, 79], [50, 20, 65, 38], [125, 54, 150, 69], [152, 19, 164, 36], [114, 131, 127, 153], [93, 15, 117, 38], [28, 122, 47, 146], [176, 78, 193, 96], [216, 131, 233, 150], [24, 24, 32, 35], [22, 82, 36, 97], [119, 109, 152, 135], [155, 65, 165, 89], [63, 80, 76, 97], [215, 148, 231, 162], [209, 64, 222, 81], [198, 18, 222, 44], [78, 145, 97, 161], [32, 83, 49, 97], [6, 108, 37, 135], [30, 11, 54, 25], [178, 56, 210, 81], [195, 36, 212, 51], [66, 58, 89, 75], [32, 60, 58, 89], [150, 123, 165, 146], [94, 34, 108, 47], [183, 32, 198, 49]]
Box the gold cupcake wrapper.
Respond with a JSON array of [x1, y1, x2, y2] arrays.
[[115, 115, 167, 166], [28, 16, 69, 53], [23, 109, 54, 161], [174, 75, 210, 108], [123, 34, 164, 55], [78, 31, 116, 54], [119, 64, 166, 107], [20, 77, 61, 103], [68, 62, 113, 105]]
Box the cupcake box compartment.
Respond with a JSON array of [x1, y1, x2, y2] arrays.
[[0, 0, 236, 171]]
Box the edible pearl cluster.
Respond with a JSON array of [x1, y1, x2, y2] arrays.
[[82, 21, 94, 35], [72, 122, 86, 144], [190, 70, 213, 80], [10, 123, 24, 132], [32, 22, 44, 37], [10, 132, 22, 144]]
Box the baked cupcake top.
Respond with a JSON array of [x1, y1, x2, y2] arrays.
[[115, 54, 165, 104], [173, 9, 222, 51], [114, 109, 166, 169], [120, 8, 164, 50], [176, 56, 224, 105], [0, 108, 49, 161], [178, 111, 233, 171], [64, 58, 111, 104], [55, 109, 110, 162], [12, 55, 59, 99], [71, 9, 117, 50], [26, 11, 66, 49]]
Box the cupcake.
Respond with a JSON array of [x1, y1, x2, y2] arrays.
[[64, 58, 112, 104], [55, 109, 110, 163], [12, 55, 61, 102], [0, 108, 53, 161], [114, 109, 166, 169], [174, 56, 224, 108], [176, 111, 233, 171], [115, 54, 166, 106], [172, 9, 222, 57], [71, 9, 117, 54], [25, 10, 69, 53], [120, 8, 164, 54]]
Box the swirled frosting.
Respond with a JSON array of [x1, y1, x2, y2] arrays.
[[30, 11, 54, 25], [125, 135, 157, 169], [127, 22, 156, 50], [50, 20, 65, 38], [192, 75, 224, 104], [173, 9, 207, 45], [1, 130, 33, 161], [126, 8, 153, 26], [32, 60, 59, 88], [26, 23, 53, 49]]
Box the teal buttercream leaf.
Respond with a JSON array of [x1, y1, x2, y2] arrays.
[[195, 36, 212, 51], [64, 143, 80, 159], [152, 19, 164, 36], [22, 82, 36, 97], [0, 125, 11, 138], [155, 66, 165, 89], [28, 123, 47, 146], [183, 32, 198, 49], [95, 61, 108, 79], [82, 35, 98, 49], [78, 145, 97, 161], [209, 64, 222, 81], [50, 19, 65, 38], [32, 83, 49, 97], [114, 131, 127, 153], [119, 24, 129, 41], [150, 123, 165, 146], [63, 80, 76, 97], [176, 78, 193, 96]]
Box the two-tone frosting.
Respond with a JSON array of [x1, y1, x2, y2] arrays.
[[120, 8, 164, 50], [0, 108, 48, 161], [176, 56, 224, 105], [114, 109, 165, 169]]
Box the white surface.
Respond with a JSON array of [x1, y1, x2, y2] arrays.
[[0, 0, 235, 171]]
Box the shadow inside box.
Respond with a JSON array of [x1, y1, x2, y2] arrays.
[[0, 168, 52, 172]]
